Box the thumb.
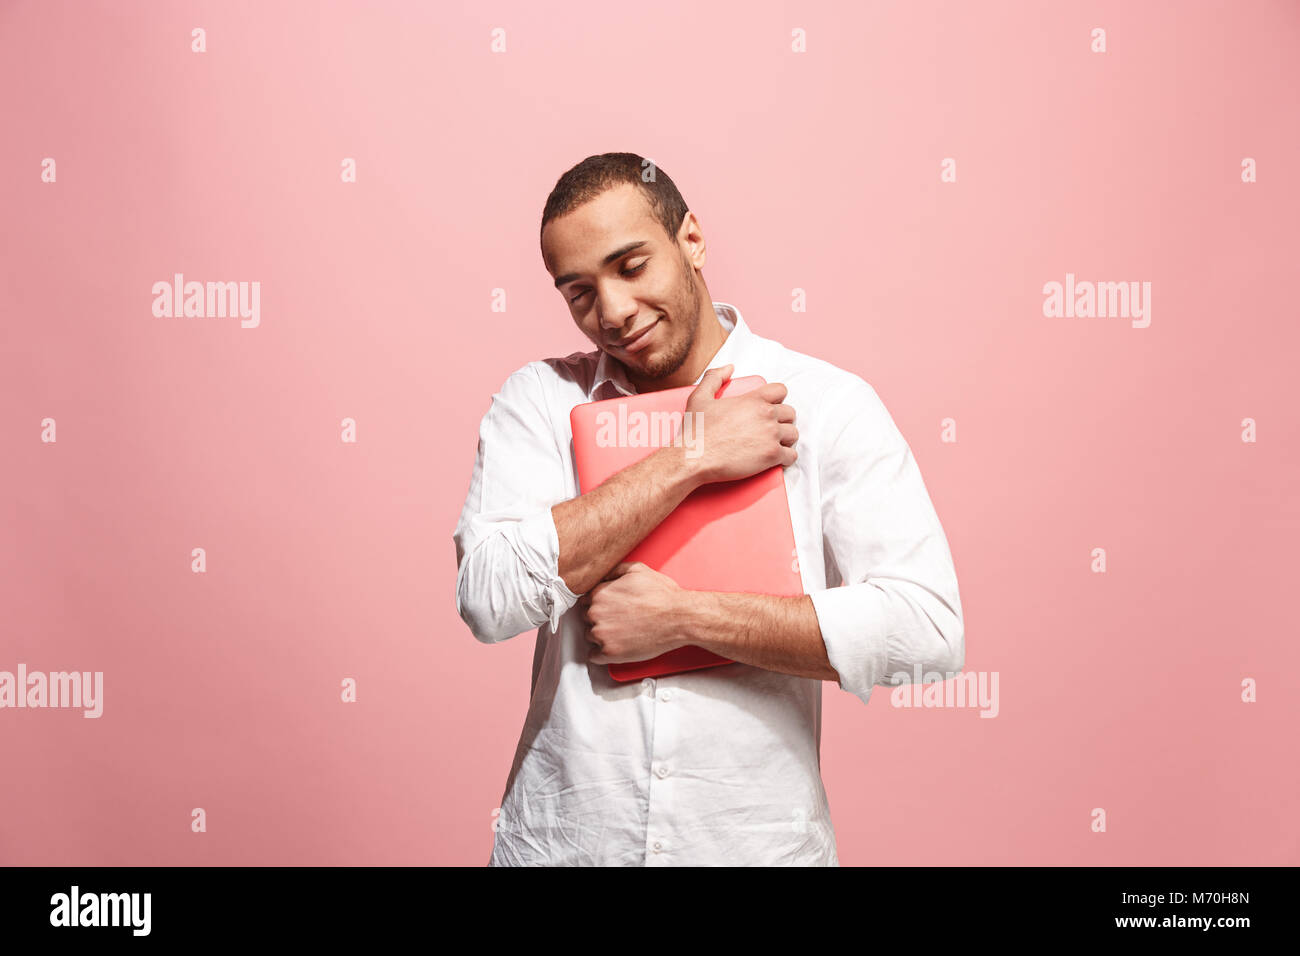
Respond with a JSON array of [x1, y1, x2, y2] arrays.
[[692, 363, 734, 401], [606, 560, 646, 579]]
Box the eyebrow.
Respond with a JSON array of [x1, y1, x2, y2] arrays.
[[553, 241, 649, 289]]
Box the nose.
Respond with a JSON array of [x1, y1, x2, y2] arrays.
[[596, 292, 638, 337]]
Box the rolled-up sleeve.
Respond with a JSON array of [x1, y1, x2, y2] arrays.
[[808, 377, 965, 704], [453, 362, 581, 644]]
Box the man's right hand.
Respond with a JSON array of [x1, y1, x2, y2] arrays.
[[683, 363, 799, 485]]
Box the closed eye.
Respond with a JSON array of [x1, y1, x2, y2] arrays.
[[568, 261, 647, 304]]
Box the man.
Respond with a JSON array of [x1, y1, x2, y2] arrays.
[[453, 152, 964, 866]]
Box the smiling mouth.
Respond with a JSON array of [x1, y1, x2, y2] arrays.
[[615, 318, 659, 351]]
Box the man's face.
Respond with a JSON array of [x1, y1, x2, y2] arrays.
[[542, 183, 704, 390]]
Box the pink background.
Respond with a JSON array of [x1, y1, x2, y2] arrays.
[[2, 0, 1297, 865]]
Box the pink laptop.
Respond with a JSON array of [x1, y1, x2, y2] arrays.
[[569, 374, 805, 681]]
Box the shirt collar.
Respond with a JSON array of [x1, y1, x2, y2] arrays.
[[591, 301, 754, 398]]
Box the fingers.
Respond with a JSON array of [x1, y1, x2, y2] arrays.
[[692, 364, 734, 399], [579, 561, 653, 626], [778, 422, 799, 447], [772, 402, 796, 423], [757, 382, 788, 404]]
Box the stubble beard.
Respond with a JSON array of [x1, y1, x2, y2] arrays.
[[635, 256, 703, 381]]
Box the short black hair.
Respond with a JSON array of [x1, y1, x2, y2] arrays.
[[540, 152, 690, 254]]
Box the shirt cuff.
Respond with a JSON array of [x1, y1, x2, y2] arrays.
[[509, 507, 581, 632], [809, 584, 890, 705]]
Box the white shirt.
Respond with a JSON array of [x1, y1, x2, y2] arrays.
[[453, 302, 964, 866]]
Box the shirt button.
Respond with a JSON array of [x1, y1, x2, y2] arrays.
[[656, 765, 670, 779], [652, 841, 663, 853], [659, 689, 672, 702], [641, 678, 655, 696]]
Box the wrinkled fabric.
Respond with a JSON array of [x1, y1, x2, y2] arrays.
[[453, 303, 964, 866]]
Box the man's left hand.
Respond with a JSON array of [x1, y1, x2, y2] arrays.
[[579, 561, 687, 665]]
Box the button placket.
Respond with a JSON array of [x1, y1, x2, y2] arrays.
[[645, 677, 678, 864]]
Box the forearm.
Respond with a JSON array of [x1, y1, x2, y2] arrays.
[[679, 591, 840, 682], [554, 443, 702, 596]]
